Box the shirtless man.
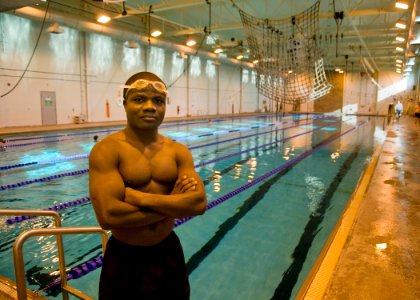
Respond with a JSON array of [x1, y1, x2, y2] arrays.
[[89, 71, 207, 299]]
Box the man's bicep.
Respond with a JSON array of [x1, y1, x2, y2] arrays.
[[89, 146, 126, 215], [176, 144, 205, 194], [176, 143, 199, 177]]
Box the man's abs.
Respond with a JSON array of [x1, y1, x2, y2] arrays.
[[110, 218, 174, 246]]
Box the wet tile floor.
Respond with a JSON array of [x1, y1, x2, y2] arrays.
[[323, 116, 420, 300]]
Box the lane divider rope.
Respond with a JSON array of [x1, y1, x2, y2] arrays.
[[0, 117, 335, 190], [42, 119, 368, 291]]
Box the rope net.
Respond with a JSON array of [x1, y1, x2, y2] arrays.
[[237, 1, 332, 104]]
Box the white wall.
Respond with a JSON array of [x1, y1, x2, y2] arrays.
[[342, 70, 417, 116], [2, 14, 416, 128], [1, 16, 86, 126], [342, 72, 378, 115], [0, 14, 260, 128]]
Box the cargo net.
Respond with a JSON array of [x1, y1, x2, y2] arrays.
[[236, 0, 332, 104]]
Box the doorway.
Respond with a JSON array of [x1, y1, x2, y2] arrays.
[[40, 91, 57, 125]]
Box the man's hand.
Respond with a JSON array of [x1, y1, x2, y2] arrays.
[[171, 175, 197, 194]]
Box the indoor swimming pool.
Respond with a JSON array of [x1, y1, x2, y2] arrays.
[[0, 114, 386, 299]]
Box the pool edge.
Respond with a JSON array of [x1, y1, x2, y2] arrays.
[[295, 141, 383, 300]]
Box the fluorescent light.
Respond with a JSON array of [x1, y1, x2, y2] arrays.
[[395, 20, 406, 29], [396, 63, 402, 67], [151, 30, 162, 37], [186, 39, 196, 47], [214, 48, 223, 54], [396, 46, 404, 51], [97, 15, 111, 24], [375, 243, 387, 250], [236, 54, 244, 60], [396, 59, 403, 63], [396, 36, 405, 42], [252, 60, 259, 64], [395, 1, 409, 9]]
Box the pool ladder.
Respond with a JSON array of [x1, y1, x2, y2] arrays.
[[0, 209, 108, 300]]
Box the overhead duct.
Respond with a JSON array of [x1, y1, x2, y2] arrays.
[[0, 0, 39, 13]]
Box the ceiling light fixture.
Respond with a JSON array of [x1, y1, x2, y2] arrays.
[[395, 20, 406, 29], [236, 54, 244, 60], [395, 35, 405, 42], [177, 52, 188, 59], [97, 15, 111, 24], [395, 1, 409, 9], [126, 40, 139, 49], [396, 59, 403, 63], [186, 39, 196, 47], [47, 23, 64, 34], [252, 60, 259, 64], [396, 46, 404, 51], [214, 48, 223, 54], [151, 30, 162, 37]]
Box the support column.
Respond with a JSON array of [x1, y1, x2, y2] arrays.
[[186, 55, 190, 117], [79, 31, 88, 121], [239, 66, 243, 113]]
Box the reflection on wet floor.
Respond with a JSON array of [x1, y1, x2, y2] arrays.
[[323, 116, 420, 300]]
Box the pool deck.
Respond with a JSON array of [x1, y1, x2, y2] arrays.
[[1, 114, 419, 299], [321, 116, 420, 299], [0, 113, 262, 136]]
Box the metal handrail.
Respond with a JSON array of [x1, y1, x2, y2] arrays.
[[0, 210, 107, 299], [0, 209, 66, 299], [13, 226, 108, 300]]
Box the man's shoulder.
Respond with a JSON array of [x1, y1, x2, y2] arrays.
[[91, 131, 125, 154], [162, 136, 187, 150]]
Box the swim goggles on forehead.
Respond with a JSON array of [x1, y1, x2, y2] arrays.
[[123, 79, 167, 97]]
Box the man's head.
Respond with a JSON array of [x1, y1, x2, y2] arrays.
[[123, 72, 167, 130], [123, 72, 167, 100]]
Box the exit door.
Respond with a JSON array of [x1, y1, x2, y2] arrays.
[[40, 91, 57, 125]]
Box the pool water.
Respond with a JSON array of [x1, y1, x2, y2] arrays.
[[0, 114, 386, 299]]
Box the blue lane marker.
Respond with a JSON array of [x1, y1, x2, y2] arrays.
[[300, 125, 318, 129], [321, 127, 337, 131]]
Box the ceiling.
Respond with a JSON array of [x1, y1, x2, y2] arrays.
[[2, 0, 420, 75]]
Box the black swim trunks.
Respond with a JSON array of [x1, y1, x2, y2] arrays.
[[99, 231, 190, 300]]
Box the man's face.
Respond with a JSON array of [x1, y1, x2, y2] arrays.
[[124, 82, 166, 130]]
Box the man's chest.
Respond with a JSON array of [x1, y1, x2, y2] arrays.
[[119, 148, 178, 188]]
